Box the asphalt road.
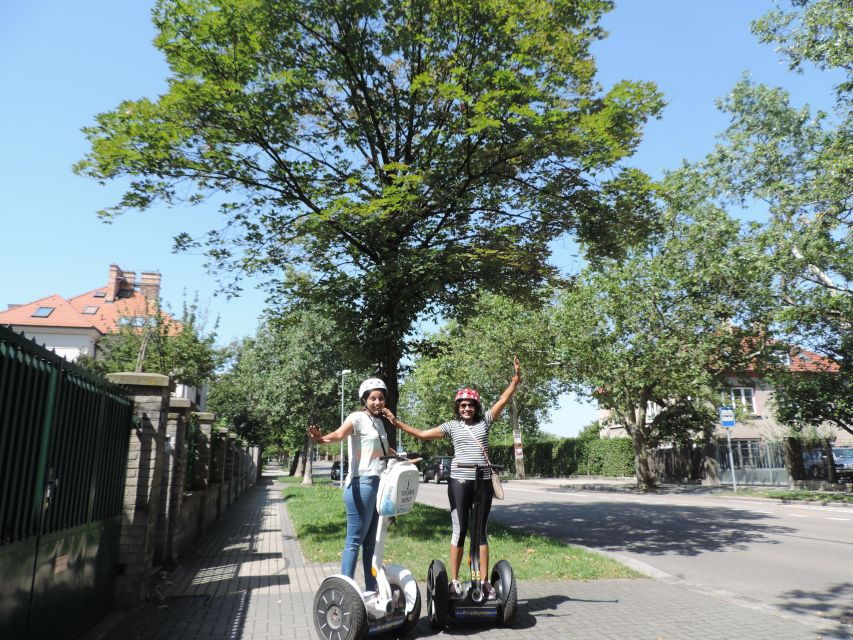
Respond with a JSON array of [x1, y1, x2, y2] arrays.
[[415, 477, 853, 627]]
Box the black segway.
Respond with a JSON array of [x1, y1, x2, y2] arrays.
[[426, 462, 517, 628]]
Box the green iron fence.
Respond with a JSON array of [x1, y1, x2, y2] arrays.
[[0, 325, 133, 640]]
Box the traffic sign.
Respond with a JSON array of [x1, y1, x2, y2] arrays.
[[719, 407, 736, 428]]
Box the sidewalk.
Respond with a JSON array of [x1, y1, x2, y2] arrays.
[[87, 467, 851, 640]]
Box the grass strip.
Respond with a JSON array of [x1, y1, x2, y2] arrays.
[[717, 487, 853, 504], [282, 482, 642, 581]]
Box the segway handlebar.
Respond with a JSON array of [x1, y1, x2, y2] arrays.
[[456, 462, 504, 471], [380, 454, 422, 464]]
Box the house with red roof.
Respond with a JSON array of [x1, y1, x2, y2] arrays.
[[0, 265, 171, 362], [597, 348, 851, 447]]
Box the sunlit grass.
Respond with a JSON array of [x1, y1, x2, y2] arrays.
[[717, 487, 853, 504], [282, 483, 642, 581]]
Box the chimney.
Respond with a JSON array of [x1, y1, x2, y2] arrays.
[[105, 264, 123, 302], [140, 272, 161, 305]]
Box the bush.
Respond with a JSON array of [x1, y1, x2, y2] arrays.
[[490, 436, 634, 478]]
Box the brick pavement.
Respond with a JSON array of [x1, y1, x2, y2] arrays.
[[91, 469, 851, 640]]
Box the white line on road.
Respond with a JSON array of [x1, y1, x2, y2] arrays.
[[827, 517, 849, 521], [789, 514, 808, 518]]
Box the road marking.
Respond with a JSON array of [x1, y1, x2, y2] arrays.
[[789, 514, 808, 518], [827, 517, 849, 521]]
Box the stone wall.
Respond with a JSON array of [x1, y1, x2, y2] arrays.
[[106, 372, 260, 608]]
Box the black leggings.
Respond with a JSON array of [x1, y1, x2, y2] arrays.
[[447, 477, 493, 547]]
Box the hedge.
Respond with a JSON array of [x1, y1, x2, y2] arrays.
[[489, 437, 635, 478]]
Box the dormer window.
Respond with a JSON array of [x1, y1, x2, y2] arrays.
[[32, 307, 54, 317]]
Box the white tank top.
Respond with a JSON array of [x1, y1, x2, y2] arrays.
[[346, 411, 389, 485]]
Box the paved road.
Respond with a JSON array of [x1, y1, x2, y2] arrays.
[[84, 464, 851, 640], [416, 477, 853, 628]]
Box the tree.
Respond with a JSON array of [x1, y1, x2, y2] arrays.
[[698, 0, 851, 439], [552, 196, 774, 490], [78, 297, 222, 388], [75, 0, 664, 439], [206, 338, 271, 446], [209, 309, 355, 481], [400, 292, 565, 459]]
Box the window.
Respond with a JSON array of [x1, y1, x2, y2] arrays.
[[31, 307, 54, 317], [93, 291, 106, 298], [777, 352, 791, 367], [82, 305, 99, 314], [730, 387, 756, 414]]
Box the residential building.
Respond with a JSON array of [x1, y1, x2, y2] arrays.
[[597, 349, 852, 447], [0, 264, 206, 407]]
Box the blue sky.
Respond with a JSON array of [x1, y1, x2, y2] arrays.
[[0, 1, 838, 436]]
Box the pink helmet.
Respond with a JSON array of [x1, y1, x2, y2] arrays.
[[455, 388, 481, 404]]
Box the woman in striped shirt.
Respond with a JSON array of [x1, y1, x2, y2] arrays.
[[384, 357, 521, 599]]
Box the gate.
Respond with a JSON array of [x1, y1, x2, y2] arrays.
[[715, 439, 789, 486], [0, 326, 133, 640]]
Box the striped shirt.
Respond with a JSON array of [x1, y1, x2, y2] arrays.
[[438, 410, 494, 481]]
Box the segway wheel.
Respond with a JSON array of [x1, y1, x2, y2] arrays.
[[426, 559, 448, 629], [313, 576, 367, 640], [396, 581, 422, 636], [491, 560, 517, 627]]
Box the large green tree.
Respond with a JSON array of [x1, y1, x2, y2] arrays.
[[552, 193, 774, 490], [75, 0, 664, 437], [698, 0, 851, 438]]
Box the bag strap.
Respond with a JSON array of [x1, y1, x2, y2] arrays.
[[366, 410, 388, 456], [460, 421, 492, 469]]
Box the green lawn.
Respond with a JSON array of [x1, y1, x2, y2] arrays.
[[716, 487, 853, 504], [281, 482, 642, 581]]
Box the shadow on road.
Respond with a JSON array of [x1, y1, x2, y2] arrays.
[[776, 581, 853, 628], [491, 500, 797, 556]]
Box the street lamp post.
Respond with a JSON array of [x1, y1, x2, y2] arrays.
[[339, 369, 351, 488]]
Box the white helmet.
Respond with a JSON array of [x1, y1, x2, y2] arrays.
[[359, 378, 387, 400]]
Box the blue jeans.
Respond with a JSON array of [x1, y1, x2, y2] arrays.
[[342, 475, 380, 591]]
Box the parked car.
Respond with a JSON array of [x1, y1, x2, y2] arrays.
[[802, 447, 853, 481], [330, 460, 348, 481], [422, 456, 452, 483], [832, 448, 853, 481]]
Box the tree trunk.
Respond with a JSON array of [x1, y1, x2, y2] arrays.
[[822, 438, 837, 483], [379, 345, 401, 448], [302, 438, 314, 486], [295, 442, 307, 478], [784, 437, 805, 484], [627, 389, 657, 491], [700, 426, 720, 485], [630, 423, 658, 491], [288, 449, 301, 476]]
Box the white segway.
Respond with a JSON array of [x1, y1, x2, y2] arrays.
[[313, 455, 422, 640]]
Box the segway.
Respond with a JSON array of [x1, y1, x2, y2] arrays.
[[426, 462, 517, 628], [313, 455, 422, 640]]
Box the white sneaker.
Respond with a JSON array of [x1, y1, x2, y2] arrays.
[[449, 580, 462, 598]]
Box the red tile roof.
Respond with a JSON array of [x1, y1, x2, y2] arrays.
[[0, 294, 100, 330], [0, 270, 179, 335]]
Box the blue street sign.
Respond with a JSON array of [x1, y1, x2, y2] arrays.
[[719, 407, 736, 428]]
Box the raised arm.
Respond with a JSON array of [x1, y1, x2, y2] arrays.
[[308, 418, 354, 445], [382, 408, 445, 442], [489, 356, 522, 421]]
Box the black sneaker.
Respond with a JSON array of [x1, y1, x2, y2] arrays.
[[482, 580, 496, 600]]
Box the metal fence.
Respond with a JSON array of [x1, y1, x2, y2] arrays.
[[0, 325, 133, 640], [715, 439, 789, 486]]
